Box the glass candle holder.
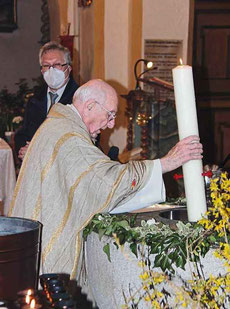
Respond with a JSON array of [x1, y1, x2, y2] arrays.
[[46, 285, 67, 301], [50, 292, 70, 305], [44, 279, 65, 299], [45, 279, 64, 289], [54, 299, 75, 309], [40, 274, 59, 288]]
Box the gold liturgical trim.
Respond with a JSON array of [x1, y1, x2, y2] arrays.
[[41, 132, 89, 182], [32, 131, 91, 220], [70, 165, 128, 279], [48, 109, 66, 119], [71, 231, 81, 280], [32, 195, 41, 221], [42, 159, 110, 264], [0, 201, 3, 216], [8, 118, 52, 216]]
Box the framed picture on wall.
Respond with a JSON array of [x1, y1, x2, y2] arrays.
[[0, 0, 17, 32]]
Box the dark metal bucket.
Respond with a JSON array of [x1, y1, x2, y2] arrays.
[[0, 216, 42, 301]]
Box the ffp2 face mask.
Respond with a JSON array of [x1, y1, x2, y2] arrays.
[[43, 67, 67, 89]]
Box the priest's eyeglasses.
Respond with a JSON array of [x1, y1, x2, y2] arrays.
[[41, 63, 68, 71], [94, 101, 117, 122], [95, 101, 117, 121]]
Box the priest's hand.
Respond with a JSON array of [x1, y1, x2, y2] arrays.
[[18, 142, 30, 161], [160, 135, 203, 174]]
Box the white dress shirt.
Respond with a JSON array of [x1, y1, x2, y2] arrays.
[[47, 82, 69, 112]]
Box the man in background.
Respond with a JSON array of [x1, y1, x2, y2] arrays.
[[9, 79, 203, 283], [15, 41, 79, 159]]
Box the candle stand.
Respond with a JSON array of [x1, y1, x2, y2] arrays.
[[0, 273, 78, 308], [37, 273, 76, 308]]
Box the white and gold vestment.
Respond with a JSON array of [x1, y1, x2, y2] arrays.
[[9, 103, 165, 280]]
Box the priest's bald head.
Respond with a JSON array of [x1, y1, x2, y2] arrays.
[[72, 79, 118, 139]]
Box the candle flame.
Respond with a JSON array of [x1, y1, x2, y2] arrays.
[[30, 299, 36, 308], [25, 294, 31, 304], [179, 58, 183, 65], [27, 289, 32, 296]]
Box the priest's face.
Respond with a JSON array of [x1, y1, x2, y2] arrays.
[[88, 99, 118, 139]]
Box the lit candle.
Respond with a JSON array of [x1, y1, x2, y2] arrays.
[[17, 289, 37, 306], [21, 298, 42, 309], [25, 294, 31, 305], [172, 60, 207, 221], [30, 299, 36, 308], [0, 300, 8, 309], [17, 289, 36, 298]]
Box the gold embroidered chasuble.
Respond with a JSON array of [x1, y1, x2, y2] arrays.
[[9, 103, 157, 280]]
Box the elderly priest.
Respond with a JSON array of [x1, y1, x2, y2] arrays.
[[8, 79, 203, 281]]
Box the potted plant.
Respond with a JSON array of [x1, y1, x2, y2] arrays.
[[0, 77, 44, 142]]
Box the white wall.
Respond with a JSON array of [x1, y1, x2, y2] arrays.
[[104, 1, 130, 88], [103, 0, 131, 153], [0, 0, 42, 92], [143, 0, 190, 62]]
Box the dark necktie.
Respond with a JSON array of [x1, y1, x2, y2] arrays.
[[48, 92, 58, 112]]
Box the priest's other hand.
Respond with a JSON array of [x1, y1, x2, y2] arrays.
[[160, 135, 203, 174], [18, 142, 30, 161]]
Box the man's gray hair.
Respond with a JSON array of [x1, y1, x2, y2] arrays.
[[39, 41, 72, 65]]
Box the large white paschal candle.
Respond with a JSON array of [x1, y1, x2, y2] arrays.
[[172, 60, 207, 222]]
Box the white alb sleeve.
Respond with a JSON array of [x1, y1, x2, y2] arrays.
[[110, 159, 166, 214]]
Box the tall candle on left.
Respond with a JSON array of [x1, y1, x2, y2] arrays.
[[172, 61, 207, 222]]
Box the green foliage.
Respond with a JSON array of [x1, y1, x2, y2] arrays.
[[84, 175, 230, 308], [0, 77, 44, 137], [83, 213, 216, 274]]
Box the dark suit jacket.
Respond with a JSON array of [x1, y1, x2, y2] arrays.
[[15, 76, 78, 155]]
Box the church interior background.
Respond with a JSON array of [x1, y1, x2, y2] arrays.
[[1, 0, 230, 307], [0, 0, 230, 184]]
